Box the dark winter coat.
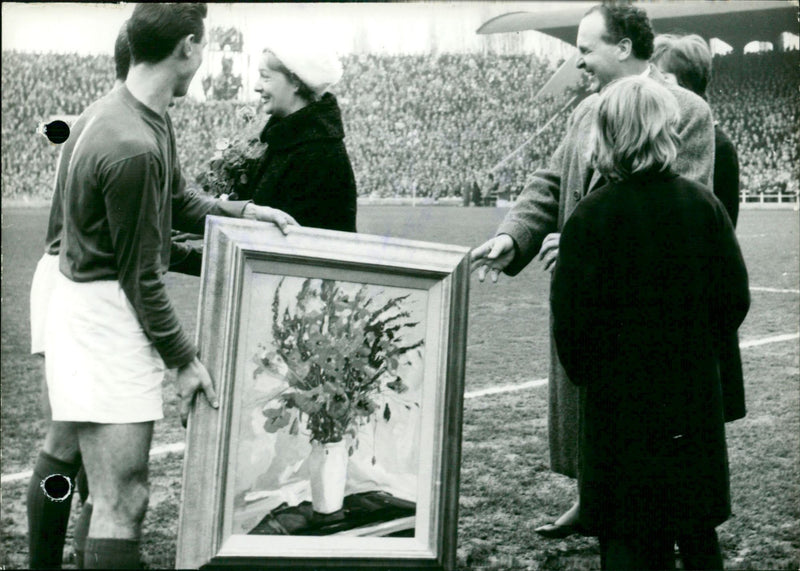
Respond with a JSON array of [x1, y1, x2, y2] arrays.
[[551, 169, 750, 537], [249, 93, 357, 232], [496, 67, 715, 477], [713, 125, 740, 227], [714, 124, 746, 422]]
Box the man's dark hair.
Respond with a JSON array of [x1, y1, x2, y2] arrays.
[[114, 22, 131, 80], [587, 3, 654, 61], [127, 3, 208, 65]]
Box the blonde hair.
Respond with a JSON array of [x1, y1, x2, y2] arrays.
[[590, 76, 680, 181], [651, 34, 712, 98]]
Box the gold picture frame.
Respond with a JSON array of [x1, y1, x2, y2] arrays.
[[176, 217, 469, 570]]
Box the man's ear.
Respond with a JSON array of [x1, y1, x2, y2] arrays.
[[178, 34, 198, 59], [616, 38, 633, 61]]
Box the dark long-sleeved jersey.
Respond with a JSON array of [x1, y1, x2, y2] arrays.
[[56, 85, 246, 368]]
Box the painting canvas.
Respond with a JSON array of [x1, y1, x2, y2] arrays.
[[231, 276, 426, 537], [176, 217, 470, 569]]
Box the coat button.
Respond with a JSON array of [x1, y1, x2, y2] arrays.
[[573, 191, 581, 201]]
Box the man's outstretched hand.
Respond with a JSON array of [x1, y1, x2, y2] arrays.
[[471, 234, 515, 283]]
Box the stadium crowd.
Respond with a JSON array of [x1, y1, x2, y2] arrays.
[[336, 53, 569, 200], [708, 51, 799, 199], [2, 49, 798, 202], [2, 52, 117, 199]]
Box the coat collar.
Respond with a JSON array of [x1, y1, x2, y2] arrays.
[[628, 166, 679, 182], [259, 92, 345, 150], [645, 64, 669, 86], [614, 166, 680, 186]]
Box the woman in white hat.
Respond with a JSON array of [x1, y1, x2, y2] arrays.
[[248, 40, 357, 232]]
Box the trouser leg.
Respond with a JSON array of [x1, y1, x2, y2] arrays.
[[599, 532, 675, 570], [677, 527, 723, 570]]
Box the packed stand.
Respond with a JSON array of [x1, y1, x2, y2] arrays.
[[2, 49, 797, 202], [708, 50, 800, 200], [2, 52, 116, 200], [336, 53, 568, 201]]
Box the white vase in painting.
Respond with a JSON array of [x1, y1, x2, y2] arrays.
[[308, 440, 348, 514]]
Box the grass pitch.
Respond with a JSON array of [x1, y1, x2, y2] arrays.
[[1, 205, 798, 570]]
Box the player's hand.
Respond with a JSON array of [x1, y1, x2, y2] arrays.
[[242, 204, 299, 234], [471, 234, 515, 283], [538, 233, 560, 272], [176, 357, 219, 428]]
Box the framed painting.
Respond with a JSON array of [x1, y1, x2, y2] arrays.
[[176, 217, 470, 570]]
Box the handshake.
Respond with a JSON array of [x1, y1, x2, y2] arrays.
[[470, 232, 561, 282]]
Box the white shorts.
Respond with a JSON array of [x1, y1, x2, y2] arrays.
[[30, 253, 60, 355], [45, 271, 166, 423]]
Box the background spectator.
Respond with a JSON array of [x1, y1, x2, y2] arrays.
[[2, 50, 797, 202]]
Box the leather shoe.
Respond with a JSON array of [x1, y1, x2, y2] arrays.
[[534, 521, 585, 539]]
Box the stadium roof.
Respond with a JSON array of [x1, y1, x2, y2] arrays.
[[477, 1, 798, 48], [478, 1, 799, 99]]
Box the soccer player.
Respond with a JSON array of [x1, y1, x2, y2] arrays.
[[26, 21, 221, 569], [34, 5, 294, 568], [27, 22, 137, 570]]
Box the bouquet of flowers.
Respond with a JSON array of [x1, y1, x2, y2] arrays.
[[255, 279, 424, 453], [195, 105, 266, 199]]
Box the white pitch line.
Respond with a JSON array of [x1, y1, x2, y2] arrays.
[[464, 378, 548, 399], [0, 442, 187, 486], [2, 331, 798, 486], [740, 332, 799, 348], [1, 472, 32, 485], [148, 441, 186, 456], [750, 286, 800, 294]]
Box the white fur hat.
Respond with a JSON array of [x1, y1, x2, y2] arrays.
[[264, 39, 343, 97]]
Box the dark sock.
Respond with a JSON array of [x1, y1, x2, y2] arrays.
[[27, 451, 81, 569], [73, 502, 93, 569], [83, 538, 141, 569]]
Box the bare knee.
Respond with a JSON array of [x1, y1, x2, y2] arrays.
[[42, 422, 80, 463], [111, 475, 149, 529], [78, 422, 153, 538], [91, 467, 150, 537]]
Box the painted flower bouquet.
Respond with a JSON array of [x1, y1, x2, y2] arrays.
[[256, 279, 424, 453], [195, 105, 266, 199]]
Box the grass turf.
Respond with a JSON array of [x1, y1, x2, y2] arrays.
[[1, 205, 798, 569]]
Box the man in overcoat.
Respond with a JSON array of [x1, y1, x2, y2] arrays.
[[551, 75, 749, 569], [471, 2, 715, 536], [650, 33, 746, 423]]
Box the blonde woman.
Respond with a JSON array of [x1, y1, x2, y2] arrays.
[[551, 76, 749, 570]]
